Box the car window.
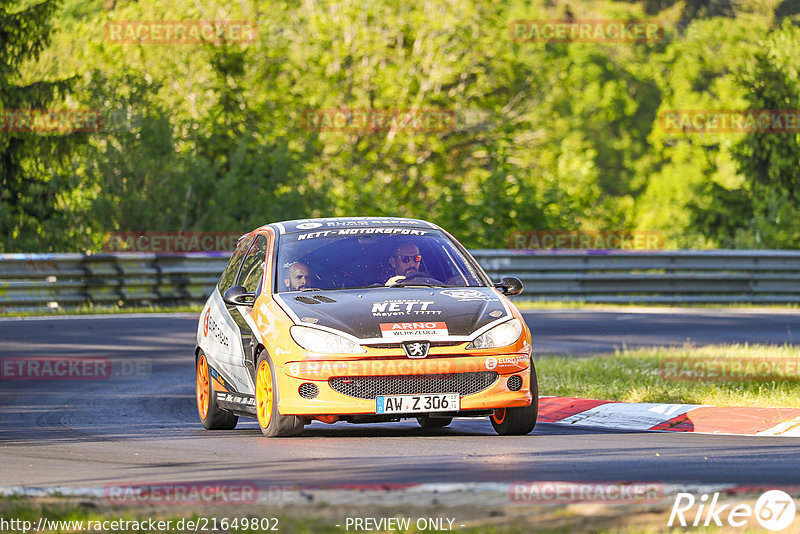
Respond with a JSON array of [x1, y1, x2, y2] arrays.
[[218, 235, 253, 293], [274, 227, 487, 292], [237, 235, 269, 294]]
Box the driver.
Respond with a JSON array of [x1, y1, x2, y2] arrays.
[[284, 262, 314, 291], [388, 242, 422, 278]]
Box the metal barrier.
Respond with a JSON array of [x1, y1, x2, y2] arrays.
[[472, 250, 800, 304], [1, 250, 799, 310], [0, 253, 228, 310]]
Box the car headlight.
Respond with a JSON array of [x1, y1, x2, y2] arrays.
[[466, 318, 523, 349], [290, 325, 365, 354]]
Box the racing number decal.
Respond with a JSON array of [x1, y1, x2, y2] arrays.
[[203, 309, 210, 337]]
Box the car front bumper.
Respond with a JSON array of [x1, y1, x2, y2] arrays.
[[276, 353, 534, 416]]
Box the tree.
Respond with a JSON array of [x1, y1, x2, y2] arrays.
[[0, 0, 85, 251], [695, 21, 800, 248]]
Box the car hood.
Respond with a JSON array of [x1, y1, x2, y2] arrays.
[[275, 287, 513, 342]]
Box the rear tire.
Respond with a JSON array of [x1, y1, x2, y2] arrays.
[[490, 360, 538, 436], [416, 416, 453, 428], [255, 352, 304, 437], [196, 352, 238, 430]]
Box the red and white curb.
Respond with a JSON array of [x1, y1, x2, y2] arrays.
[[539, 396, 800, 436]]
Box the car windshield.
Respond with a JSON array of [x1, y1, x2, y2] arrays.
[[275, 227, 486, 292]]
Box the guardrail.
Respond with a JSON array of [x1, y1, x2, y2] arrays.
[[472, 249, 800, 304], [0, 253, 228, 310], [1, 250, 799, 310]]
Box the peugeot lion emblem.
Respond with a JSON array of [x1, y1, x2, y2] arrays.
[[403, 341, 430, 359]]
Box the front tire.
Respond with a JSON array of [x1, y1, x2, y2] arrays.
[[416, 416, 453, 428], [255, 352, 304, 437], [490, 360, 538, 436], [196, 352, 238, 430]]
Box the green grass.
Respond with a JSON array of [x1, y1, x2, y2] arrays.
[[0, 497, 600, 534], [0, 495, 726, 534], [536, 343, 800, 407], [0, 304, 203, 318]]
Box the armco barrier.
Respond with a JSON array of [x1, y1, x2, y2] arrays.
[[472, 249, 800, 304], [0, 253, 228, 310], [1, 250, 799, 310]]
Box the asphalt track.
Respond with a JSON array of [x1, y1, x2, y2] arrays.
[[1, 310, 799, 490]]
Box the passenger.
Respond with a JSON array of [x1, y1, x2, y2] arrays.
[[284, 262, 314, 291]]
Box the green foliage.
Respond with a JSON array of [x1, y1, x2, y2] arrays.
[[685, 20, 800, 248], [2, 0, 799, 251], [0, 0, 86, 251]]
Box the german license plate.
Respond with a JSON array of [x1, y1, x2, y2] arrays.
[[375, 393, 460, 414]]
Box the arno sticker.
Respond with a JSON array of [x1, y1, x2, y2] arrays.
[[379, 321, 448, 338]]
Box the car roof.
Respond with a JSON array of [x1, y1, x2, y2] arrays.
[[266, 217, 441, 235]]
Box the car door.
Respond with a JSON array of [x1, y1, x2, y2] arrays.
[[229, 234, 269, 381], [200, 235, 254, 394]]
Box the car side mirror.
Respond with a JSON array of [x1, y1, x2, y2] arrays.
[[223, 285, 256, 306], [494, 277, 523, 296]]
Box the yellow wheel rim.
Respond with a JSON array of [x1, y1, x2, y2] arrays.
[[196, 354, 210, 420], [256, 360, 273, 429]]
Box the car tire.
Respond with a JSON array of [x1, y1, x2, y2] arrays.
[[490, 359, 538, 436], [255, 352, 304, 437], [196, 352, 238, 430], [416, 416, 453, 428]]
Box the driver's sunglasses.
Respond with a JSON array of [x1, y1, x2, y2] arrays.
[[396, 254, 422, 263]]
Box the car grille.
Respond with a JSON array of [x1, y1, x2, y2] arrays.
[[299, 382, 319, 399], [366, 341, 464, 350], [328, 372, 499, 399]]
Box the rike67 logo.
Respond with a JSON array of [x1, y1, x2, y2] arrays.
[[669, 490, 796, 531]]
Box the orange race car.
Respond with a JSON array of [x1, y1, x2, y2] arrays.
[[195, 217, 537, 437]]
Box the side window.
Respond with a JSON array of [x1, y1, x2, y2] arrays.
[[237, 235, 269, 294], [218, 236, 254, 293]]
